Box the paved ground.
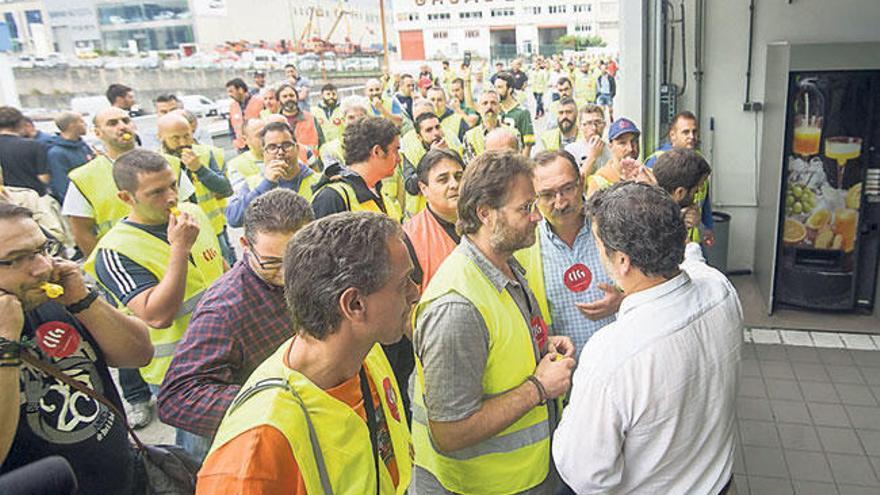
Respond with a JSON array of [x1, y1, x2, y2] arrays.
[[734, 341, 880, 494], [123, 335, 880, 494]]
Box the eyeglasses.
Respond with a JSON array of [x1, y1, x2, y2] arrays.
[[264, 142, 296, 154], [583, 119, 606, 128], [245, 240, 283, 271], [0, 239, 62, 268], [536, 182, 579, 203]]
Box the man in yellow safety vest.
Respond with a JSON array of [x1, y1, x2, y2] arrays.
[[198, 212, 418, 494], [412, 150, 576, 494]]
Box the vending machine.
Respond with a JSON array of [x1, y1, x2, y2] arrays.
[[772, 70, 880, 311]]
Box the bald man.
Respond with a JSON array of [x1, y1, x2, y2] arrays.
[[485, 127, 521, 153], [157, 113, 234, 263], [62, 107, 195, 256], [365, 78, 403, 126]]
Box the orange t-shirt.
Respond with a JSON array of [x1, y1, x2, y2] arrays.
[[196, 356, 399, 495]]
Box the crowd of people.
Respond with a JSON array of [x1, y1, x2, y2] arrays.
[[0, 53, 742, 495]]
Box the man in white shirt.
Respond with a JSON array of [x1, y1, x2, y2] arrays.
[[553, 181, 743, 495], [565, 104, 612, 178]]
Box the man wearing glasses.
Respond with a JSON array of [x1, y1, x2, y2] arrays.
[[0, 202, 153, 494], [159, 189, 314, 461], [516, 151, 622, 361], [565, 104, 611, 178], [224, 121, 319, 229]]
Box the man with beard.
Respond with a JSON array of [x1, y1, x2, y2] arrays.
[[157, 113, 234, 264], [645, 111, 715, 245], [276, 83, 324, 170], [586, 117, 641, 197], [515, 151, 622, 358], [495, 72, 535, 156], [544, 77, 575, 131], [427, 86, 470, 143], [314, 83, 344, 143], [412, 150, 575, 495], [226, 122, 318, 228], [283, 64, 311, 112], [565, 104, 611, 177], [463, 89, 520, 161], [553, 182, 742, 495], [652, 148, 712, 241], [0, 203, 152, 494], [536, 97, 580, 155], [63, 107, 195, 257], [364, 78, 403, 127]]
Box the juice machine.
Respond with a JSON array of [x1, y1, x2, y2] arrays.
[[755, 42, 880, 315]]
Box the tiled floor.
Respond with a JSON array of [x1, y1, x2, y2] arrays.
[[735, 342, 880, 494]]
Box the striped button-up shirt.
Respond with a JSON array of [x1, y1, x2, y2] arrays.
[[538, 218, 616, 356]]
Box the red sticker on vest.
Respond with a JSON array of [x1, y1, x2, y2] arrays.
[[383, 377, 401, 422], [563, 263, 593, 293], [531, 316, 549, 350], [35, 321, 81, 359]]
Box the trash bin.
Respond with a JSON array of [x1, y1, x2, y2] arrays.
[[705, 211, 731, 273]]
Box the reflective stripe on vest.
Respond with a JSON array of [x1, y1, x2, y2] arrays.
[[539, 128, 581, 152], [82, 202, 224, 384], [412, 249, 550, 494], [68, 155, 182, 239], [320, 181, 402, 222], [316, 104, 345, 143], [402, 208, 458, 293], [208, 341, 413, 495]]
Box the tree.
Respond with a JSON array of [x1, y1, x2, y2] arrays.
[[557, 34, 606, 50]]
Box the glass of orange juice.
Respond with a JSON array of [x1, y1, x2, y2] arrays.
[[793, 115, 822, 157], [833, 208, 858, 253]]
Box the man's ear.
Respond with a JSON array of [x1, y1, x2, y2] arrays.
[[338, 287, 366, 324], [671, 186, 688, 205], [418, 181, 429, 197], [476, 204, 493, 227], [617, 251, 633, 277], [117, 190, 135, 207]]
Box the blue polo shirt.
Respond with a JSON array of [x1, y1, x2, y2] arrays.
[[539, 217, 616, 356]]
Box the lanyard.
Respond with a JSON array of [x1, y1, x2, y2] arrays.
[[359, 367, 381, 495]]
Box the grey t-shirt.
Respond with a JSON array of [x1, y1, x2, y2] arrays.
[[565, 140, 611, 177], [411, 236, 558, 495]]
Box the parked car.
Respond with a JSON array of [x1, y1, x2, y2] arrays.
[[215, 98, 233, 119], [180, 95, 219, 117]]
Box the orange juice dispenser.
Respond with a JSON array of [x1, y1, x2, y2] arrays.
[[772, 70, 880, 312]]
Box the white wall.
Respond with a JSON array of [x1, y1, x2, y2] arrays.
[[665, 0, 880, 271]]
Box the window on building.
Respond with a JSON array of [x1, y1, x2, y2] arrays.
[[575, 24, 593, 33], [465, 30, 480, 38], [433, 31, 448, 39], [490, 8, 514, 17], [549, 5, 568, 14], [524, 6, 542, 15], [573, 4, 593, 13], [459, 11, 483, 19], [427, 13, 451, 21]]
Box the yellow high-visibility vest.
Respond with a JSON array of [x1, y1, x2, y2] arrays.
[[209, 341, 413, 494], [83, 202, 224, 384], [165, 144, 227, 234], [317, 181, 403, 223], [68, 154, 181, 238], [412, 249, 551, 494], [233, 158, 320, 202]]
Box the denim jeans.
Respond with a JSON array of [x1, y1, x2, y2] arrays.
[[175, 429, 212, 464], [119, 368, 152, 404]]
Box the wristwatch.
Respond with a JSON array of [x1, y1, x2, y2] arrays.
[[66, 288, 100, 314]]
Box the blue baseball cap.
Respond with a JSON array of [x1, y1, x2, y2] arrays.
[[608, 118, 641, 141]]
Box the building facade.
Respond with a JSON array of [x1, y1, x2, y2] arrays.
[[392, 0, 619, 62], [0, 0, 53, 54]]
